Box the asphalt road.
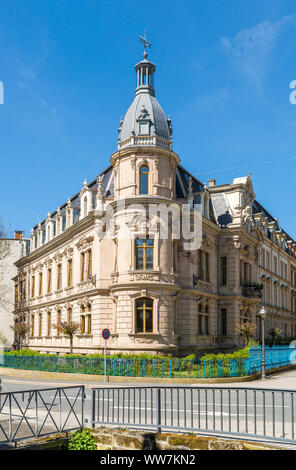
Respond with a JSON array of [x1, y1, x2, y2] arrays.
[[0, 370, 296, 447]]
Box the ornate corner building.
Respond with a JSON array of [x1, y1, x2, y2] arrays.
[[13, 50, 296, 355]]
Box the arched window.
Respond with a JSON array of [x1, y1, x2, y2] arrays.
[[140, 165, 149, 194], [135, 238, 154, 270], [136, 298, 153, 333]]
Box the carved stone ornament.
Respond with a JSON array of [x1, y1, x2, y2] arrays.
[[134, 336, 155, 344], [128, 213, 157, 237], [76, 235, 94, 252], [36, 262, 44, 272], [53, 251, 63, 263], [138, 105, 150, 120], [78, 296, 91, 308], [63, 246, 74, 259], [106, 218, 118, 240], [134, 273, 155, 281]]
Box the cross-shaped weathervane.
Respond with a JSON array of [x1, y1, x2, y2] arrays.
[[138, 30, 151, 56]]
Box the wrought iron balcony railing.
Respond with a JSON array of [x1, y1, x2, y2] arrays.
[[241, 282, 263, 299]]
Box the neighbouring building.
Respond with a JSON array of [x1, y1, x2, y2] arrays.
[[12, 49, 296, 356], [0, 231, 29, 346]]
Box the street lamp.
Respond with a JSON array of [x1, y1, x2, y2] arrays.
[[259, 305, 268, 380]]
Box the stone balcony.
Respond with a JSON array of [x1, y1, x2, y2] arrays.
[[240, 282, 263, 299]]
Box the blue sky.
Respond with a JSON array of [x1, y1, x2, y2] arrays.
[[0, 0, 296, 239]]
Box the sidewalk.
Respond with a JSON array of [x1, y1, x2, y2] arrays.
[[1, 366, 295, 390]]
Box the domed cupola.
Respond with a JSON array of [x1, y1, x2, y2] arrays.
[[118, 45, 173, 150]]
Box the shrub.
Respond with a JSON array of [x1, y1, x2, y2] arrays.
[[200, 346, 252, 361], [68, 429, 96, 451]]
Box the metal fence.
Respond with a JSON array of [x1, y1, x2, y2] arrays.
[[249, 345, 296, 373], [0, 385, 85, 445], [91, 385, 296, 445], [1, 355, 248, 378]]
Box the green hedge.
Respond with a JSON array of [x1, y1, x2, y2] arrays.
[[1, 353, 248, 378]]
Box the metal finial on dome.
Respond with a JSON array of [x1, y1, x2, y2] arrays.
[[138, 30, 151, 59]]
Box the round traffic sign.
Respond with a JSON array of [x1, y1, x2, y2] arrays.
[[102, 328, 111, 340]]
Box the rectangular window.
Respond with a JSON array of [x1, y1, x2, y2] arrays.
[[261, 249, 265, 267], [266, 252, 270, 270], [57, 310, 62, 336], [87, 250, 92, 279], [47, 312, 51, 337], [197, 315, 203, 335], [205, 316, 209, 335], [205, 252, 210, 282], [135, 238, 154, 270], [136, 298, 153, 333], [80, 315, 85, 334], [31, 276, 35, 298], [266, 286, 270, 305], [57, 264, 62, 290], [220, 257, 227, 286], [244, 262, 251, 283], [67, 308, 72, 323], [86, 314, 92, 334], [47, 268, 52, 293], [240, 260, 244, 284], [67, 259, 72, 286], [39, 273, 43, 296], [31, 315, 35, 337], [220, 308, 227, 336], [280, 261, 283, 278], [38, 314, 42, 337], [198, 250, 204, 280], [81, 253, 85, 281], [274, 256, 277, 274]]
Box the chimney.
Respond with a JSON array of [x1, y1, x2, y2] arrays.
[[208, 179, 216, 187], [14, 231, 24, 240]]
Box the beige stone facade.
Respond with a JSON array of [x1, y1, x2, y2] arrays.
[[12, 52, 296, 355]]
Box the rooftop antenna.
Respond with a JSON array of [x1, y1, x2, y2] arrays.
[[138, 30, 151, 58]]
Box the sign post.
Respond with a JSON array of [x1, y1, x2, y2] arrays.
[[102, 329, 111, 382]]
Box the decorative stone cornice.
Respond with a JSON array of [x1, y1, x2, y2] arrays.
[[110, 145, 180, 168], [16, 213, 95, 268]]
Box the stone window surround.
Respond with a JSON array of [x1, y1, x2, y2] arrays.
[[129, 290, 160, 335], [137, 160, 150, 196], [130, 233, 159, 272]]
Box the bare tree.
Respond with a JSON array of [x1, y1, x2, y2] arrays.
[[10, 322, 29, 350], [0, 218, 12, 311], [53, 321, 80, 354], [236, 321, 257, 347], [269, 327, 282, 345]]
